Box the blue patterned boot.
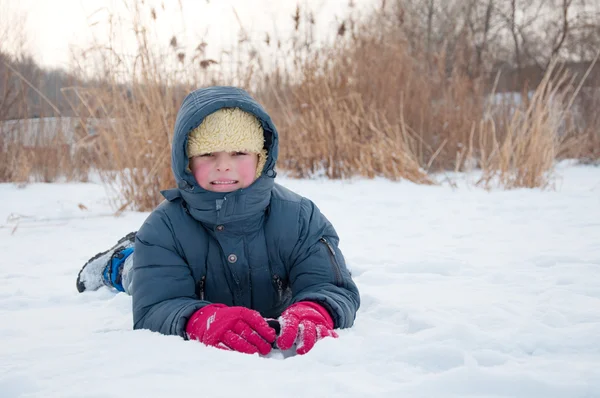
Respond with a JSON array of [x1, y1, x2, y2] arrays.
[[76, 232, 136, 292]]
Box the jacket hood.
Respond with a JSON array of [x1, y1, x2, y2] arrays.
[[163, 86, 280, 225]]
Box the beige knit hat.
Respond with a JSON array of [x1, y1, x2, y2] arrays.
[[187, 107, 268, 179]]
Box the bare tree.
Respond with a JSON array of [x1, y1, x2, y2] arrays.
[[460, 0, 505, 75], [0, 0, 28, 121], [0, 52, 22, 120], [426, 0, 435, 54]]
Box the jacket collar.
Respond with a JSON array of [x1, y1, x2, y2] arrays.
[[162, 175, 273, 226]]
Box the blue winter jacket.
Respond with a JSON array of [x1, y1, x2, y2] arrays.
[[131, 86, 360, 338]]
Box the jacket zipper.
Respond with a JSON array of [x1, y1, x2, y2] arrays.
[[196, 275, 206, 300], [243, 235, 253, 309], [196, 253, 208, 301], [320, 237, 343, 286]]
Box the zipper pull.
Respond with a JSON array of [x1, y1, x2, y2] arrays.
[[320, 237, 336, 256], [273, 275, 283, 301]]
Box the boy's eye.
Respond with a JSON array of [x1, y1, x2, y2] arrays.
[[200, 153, 213, 157], [233, 151, 247, 156]]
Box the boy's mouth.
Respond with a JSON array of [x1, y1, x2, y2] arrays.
[[210, 180, 238, 185]]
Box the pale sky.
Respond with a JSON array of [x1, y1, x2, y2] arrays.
[[2, 0, 376, 70]]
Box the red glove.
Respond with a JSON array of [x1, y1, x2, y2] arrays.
[[186, 304, 276, 355], [277, 302, 338, 355]]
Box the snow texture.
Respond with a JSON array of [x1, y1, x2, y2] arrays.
[[1, 163, 600, 397]]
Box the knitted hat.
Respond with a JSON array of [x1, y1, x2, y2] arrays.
[[187, 107, 268, 179]]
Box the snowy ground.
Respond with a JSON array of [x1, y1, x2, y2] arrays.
[[1, 164, 600, 398]]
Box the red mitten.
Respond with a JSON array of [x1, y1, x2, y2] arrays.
[[186, 304, 276, 355], [277, 302, 338, 355]]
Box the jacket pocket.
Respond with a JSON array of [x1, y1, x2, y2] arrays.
[[320, 237, 343, 286]]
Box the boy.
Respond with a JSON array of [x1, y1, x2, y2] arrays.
[[76, 86, 360, 356]]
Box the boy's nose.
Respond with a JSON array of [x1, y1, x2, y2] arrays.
[[215, 156, 231, 171]]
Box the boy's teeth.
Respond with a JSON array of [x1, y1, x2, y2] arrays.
[[212, 181, 237, 184]]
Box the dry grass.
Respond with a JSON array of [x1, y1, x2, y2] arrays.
[[258, 20, 485, 184], [474, 58, 599, 189], [65, 83, 183, 211], [475, 63, 571, 189], [263, 81, 432, 184], [0, 118, 91, 183], [0, 137, 28, 183], [558, 86, 600, 164], [1, 1, 599, 210]]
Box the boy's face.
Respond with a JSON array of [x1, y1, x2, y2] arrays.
[[190, 151, 259, 192]]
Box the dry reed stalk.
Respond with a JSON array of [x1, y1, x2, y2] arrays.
[[66, 74, 186, 210], [270, 81, 432, 183], [5, 0, 599, 210], [0, 117, 86, 183], [476, 60, 579, 189], [259, 14, 485, 183]]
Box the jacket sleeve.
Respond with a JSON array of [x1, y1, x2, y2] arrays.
[[288, 198, 360, 328], [130, 207, 210, 338]]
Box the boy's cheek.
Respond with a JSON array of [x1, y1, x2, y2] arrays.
[[189, 157, 198, 170], [192, 168, 207, 186]]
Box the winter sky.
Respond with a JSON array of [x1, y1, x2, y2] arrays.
[[2, 0, 376, 70]]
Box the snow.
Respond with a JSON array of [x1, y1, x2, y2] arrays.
[[1, 164, 600, 397]]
